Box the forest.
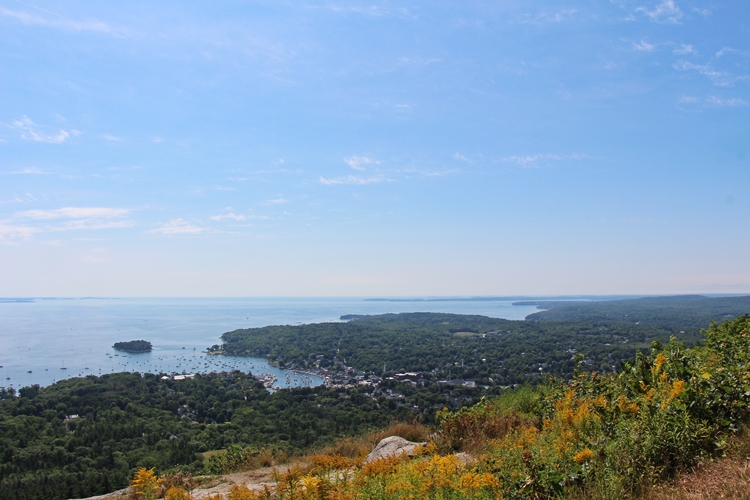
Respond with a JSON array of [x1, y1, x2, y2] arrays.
[[522, 294, 750, 332], [217, 311, 698, 386], [0, 372, 416, 500]]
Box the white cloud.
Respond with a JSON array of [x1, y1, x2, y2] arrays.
[[716, 47, 750, 58], [318, 5, 389, 17], [11, 116, 79, 144], [633, 40, 655, 52], [14, 207, 134, 232], [51, 220, 135, 231], [210, 213, 270, 221], [453, 153, 472, 163], [211, 213, 244, 221], [515, 9, 578, 25], [344, 155, 380, 171], [102, 134, 122, 141], [636, 0, 683, 23], [673, 44, 695, 55], [0, 223, 38, 244], [500, 153, 591, 168], [17, 207, 130, 220], [397, 168, 458, 178], [677, 95, 699, 104], [673, 61, 747, 87], [4, 167, 49, 175], [706, 96, 748, 107], [397, 56, 440, 66], [692, 7, 711, 17], [319, 175, 386, 185], [266, 197, 288, 204], [150, 219, 206, 235], [0, 7, 125, 35]]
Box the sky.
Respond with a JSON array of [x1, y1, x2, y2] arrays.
[[0, 0, 748, 297]]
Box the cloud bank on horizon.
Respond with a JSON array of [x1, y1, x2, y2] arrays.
[[0, 0, 748, 296]]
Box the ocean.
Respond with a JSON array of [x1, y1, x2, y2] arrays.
[[0, 297, 541, 390]]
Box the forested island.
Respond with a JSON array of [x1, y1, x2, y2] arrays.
[[113, 340, 153, 353], [2, 295, 750, 499]]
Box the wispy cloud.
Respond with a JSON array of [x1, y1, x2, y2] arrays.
[[209, 212, 270, 221], [266, 197, 288, 204], [210, 213, 244, 221], [102, 134, 122, 141], [673, 61, 748, 87], [677, 95, 747, 108], [150, 219, 206, 235], [452, 153, 472, 163], [11, 116, 79, 144], [0, 223, 38, 244], [4, 167, 49, 175], [716, 47, 750, 58], [0, 7, 127, 36], [14, 207, 134, 232], [314, 4, 407, 18], [500, 153, 591, 168], [678, 95, 699, 104], [51, 220, 135, 231], [344, 155, 380, 171], [673, 44, 695, 55], [633, 40, 656, 52], [397, 56, 440, 66], [0, 193, 38, 205], [17, 207, 130, 219], [636, 0, 683, 24], [396, 168, 458, 178], [706, 96, 748, 107], [319, 175, 387, 185], [514, 9, 578, 25]]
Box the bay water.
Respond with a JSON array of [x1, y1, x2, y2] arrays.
[[0, 297, 541, 390]]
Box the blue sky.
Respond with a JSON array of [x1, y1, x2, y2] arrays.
[[1, 0, 748, 296]]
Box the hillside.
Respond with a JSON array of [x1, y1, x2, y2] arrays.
[[91, 314, 750, 500], [522, 294, 750, 332]]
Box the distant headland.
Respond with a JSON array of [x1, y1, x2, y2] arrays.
[[112, 340, 153, 353]]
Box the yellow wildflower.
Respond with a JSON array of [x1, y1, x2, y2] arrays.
[[653, 352, 667, 375], [130, 467, 162, 500], [572, 447, 595, 464]]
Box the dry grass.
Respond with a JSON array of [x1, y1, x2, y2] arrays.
[[314, 421, 430, 459], [643, 428, 750, 500], [369, 421, 429, 445], [646, 457, 750, 500]]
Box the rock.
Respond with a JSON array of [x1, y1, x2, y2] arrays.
[[455, 452, 476, 465], [365, 436, 426, 463]]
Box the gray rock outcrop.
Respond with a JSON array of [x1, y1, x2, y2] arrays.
[[365, 436, 426, 463]]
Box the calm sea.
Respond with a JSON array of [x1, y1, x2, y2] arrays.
[[0, 297, 541, 390]]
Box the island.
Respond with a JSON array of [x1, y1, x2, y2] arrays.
[[112, 340, 153, 353]]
